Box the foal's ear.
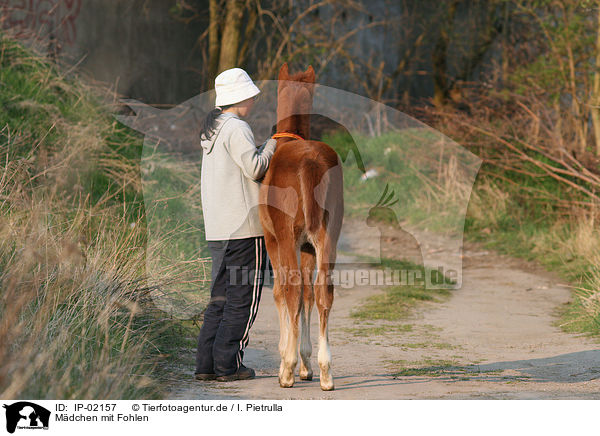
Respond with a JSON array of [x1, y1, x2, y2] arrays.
[[304, 65, 315, 83], [279, 63, 289, 80]]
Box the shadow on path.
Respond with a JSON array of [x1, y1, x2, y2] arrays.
[[379, 349, 600, 385]]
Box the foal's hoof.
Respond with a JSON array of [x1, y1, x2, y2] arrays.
[[278, 376, 295, 388], [320, 383, 335, 391], [320, 376, 335, 391], [299, 371, 313, 381]]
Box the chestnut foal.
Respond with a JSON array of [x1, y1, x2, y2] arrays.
[[259, 64, 344, 390]]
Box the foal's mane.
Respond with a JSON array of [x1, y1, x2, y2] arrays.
[[277, 63, 315, 139]]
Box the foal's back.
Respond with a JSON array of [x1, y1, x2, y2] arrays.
[[260, 139, 343, 243]]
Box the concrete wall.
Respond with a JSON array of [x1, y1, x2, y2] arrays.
[[1, 0, 206, 105], [0, 1, 497, 106]]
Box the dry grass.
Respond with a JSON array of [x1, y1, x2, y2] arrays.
[[418, 85, 600, 333], [466, 179, 511, 228], [0, 148, 158, 398], [0, 34, 209, 398], [559, 252, 600, 332], [572, 278, 600, 328]]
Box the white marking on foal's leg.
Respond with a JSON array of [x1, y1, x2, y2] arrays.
[[318, 325, 334, 391], [273, 278, 289, 382], [314, 242, 334, 391], [279, 316, 299, 388], [279, 263, 302, 388], [299, 303, 313, 380], [277, 305, 289, 380]]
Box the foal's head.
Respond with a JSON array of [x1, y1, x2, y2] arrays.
[[276, 63, 315, 139]]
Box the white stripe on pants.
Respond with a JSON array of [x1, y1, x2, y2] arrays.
[[236, 237, 263, 368]]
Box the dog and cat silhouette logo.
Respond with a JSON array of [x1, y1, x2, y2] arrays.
[[2, 402, 50, 433]]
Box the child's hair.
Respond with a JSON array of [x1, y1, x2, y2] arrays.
[[199, 105, 233, 141]]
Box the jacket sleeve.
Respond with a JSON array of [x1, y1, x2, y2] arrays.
[[225, 121, 277, 180]]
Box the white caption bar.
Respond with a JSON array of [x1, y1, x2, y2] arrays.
[[0, 400, 596, 435]]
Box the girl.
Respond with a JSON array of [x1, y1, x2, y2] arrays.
[[195, 68, 276, 381]]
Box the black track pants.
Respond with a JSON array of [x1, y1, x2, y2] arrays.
[[195, 236, 266, 376]]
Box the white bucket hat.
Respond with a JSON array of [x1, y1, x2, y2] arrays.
[[214, 68, 260, 107]]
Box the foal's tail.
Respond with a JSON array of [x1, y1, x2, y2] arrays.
[[299, 158, 342, 234], [299, 160, 321, 233]]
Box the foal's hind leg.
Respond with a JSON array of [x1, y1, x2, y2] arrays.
[[299, 244, 316, 381], [278, 239, 303, 388], [314, 233, 335, 391], [263, 231, 288, 380]]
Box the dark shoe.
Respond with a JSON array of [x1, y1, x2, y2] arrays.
[[216, 365, 255, 382], [195, 373, 217, 381]]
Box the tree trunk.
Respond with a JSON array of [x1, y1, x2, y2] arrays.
[[455, 1, 502, 84], [501, 1, 509, 85], [562, 4, 587, 156], [207, 0, 221, 87], [432, 0, 459, 108], [218, 0, 244, 72], [591, 5, 600, 157], [237, 0, 257, 68]]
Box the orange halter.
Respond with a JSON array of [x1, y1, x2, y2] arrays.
[[271, 132, 304, 141]]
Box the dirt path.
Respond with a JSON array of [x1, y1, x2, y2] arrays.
[[167, 221, 600, 399]]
